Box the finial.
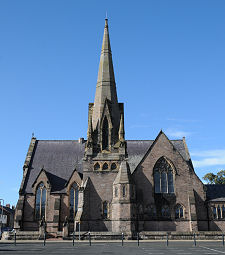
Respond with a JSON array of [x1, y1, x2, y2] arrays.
[[32, 132, 34, 138], [105, 11, 108, 20]]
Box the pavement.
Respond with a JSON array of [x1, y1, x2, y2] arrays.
[[1, 240, 225, 254]]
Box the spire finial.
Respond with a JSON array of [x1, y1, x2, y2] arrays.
[[105, 11, 107, 20]]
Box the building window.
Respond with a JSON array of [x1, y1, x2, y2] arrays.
[[103, 201, 109, 219], [213, 207, 217, 219], [175, 204, 184, 219], [94, 162, 100, 170], [222, 205, 225, 218], [122, 186, 126, 197], [218, 205, 222, 219], [102, 162, 108, 170], [114, 187, 118, 197], [212, 205, 225, 220], [111, 163, 117, 170], [102, 117, 109, 150], [161, 205, 170, 218], [154, 157, 175, 194], [70, 183, 79, 220], [147, 205, 156, 218], [35, 182, 46, 220]]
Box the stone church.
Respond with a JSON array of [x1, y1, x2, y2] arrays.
[[14, 19, 225, 237]]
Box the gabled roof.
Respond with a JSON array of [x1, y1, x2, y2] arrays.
[[127, 132, 191, 173], [23, 140, 85, 194], [22, 135, 191, 194], [205, 184, 225, 201]]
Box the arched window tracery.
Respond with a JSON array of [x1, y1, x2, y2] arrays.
[[147, 204, 156, 218], [35, 182, 46, 220], [70, 183, 79, 220], [154, 157, 175, 194], [161, 205, 170, 218], [175, 204, 184, 219]]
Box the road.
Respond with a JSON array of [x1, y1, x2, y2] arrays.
[[1, 240, 225, 254]]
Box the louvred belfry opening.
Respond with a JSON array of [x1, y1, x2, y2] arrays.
[[102, 117, 109, 150]]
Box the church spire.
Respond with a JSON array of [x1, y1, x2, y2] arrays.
[[92, 19, 120, 131]]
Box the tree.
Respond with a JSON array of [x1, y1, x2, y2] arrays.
[[203, 170, 225, 184]]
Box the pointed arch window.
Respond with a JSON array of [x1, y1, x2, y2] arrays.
[[70, 183, 79, 220], [114, 187, 118, 197], [147, 205, 156, 218], [35, 182, 46, 220], [102, 117, 109, 150], [111, 163, 117, 170], [175, 204, 184, 219], [122, 185, 126, 197], [94, 162, 100, 171], [102, 162, 108, 170], [161, 205, 170, 218], [154, 157, 175, 194], [103, 201, 109, 219]]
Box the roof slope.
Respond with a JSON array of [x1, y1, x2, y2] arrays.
[[127, 139, 190, 173], [24, 140, 85, 194], [205, 184, 225, 201], [23, 138, 191, 194]]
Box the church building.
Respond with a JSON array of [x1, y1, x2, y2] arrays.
[[14, 19, 225, 237]]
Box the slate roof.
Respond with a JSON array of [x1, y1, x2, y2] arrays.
[[205, 184, 225, 201], [23, 139, 191, 194], [24, 140, 85, 194], [127, 140, 191, 173]]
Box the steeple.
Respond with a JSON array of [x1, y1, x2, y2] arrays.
[[92, 19, 120, 131]]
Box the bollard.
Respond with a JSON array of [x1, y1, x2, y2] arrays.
[[79, 223, 81, 241], [223, 234, 224, 247], [88, 231, 91, 246], [44, 231, 46, 246], [14, 232, 16, 246], [73, 231, 75, 246], [166, 233, 169, 247], [137, 232, 139, 246], [122, 232, 124, 246], [193, 233, 196, 247]]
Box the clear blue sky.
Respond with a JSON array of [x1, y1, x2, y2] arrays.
[[1, 0, 225, 206]]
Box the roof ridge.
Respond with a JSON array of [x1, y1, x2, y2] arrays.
[[37, 140, 86, 142]]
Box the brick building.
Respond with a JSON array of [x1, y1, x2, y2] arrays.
[[14, 19, 225, 237]]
